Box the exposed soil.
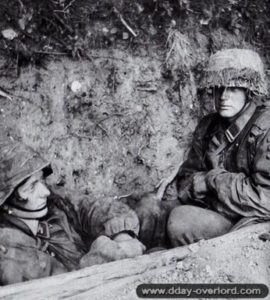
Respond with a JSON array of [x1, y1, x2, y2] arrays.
[[90, 224, 270, 300], [0, 26, 261, 202], [0, 47, 194, 201], [0, 1, 270, 297], [1, 1, 269, 201]]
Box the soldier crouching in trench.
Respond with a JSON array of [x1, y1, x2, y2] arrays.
[[0, 140, 145, 285], [1, 48, 270, 285], [133, 48, 270, 249]]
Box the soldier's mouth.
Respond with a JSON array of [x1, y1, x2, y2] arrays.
[[37, 200, 47, 208], [219, 105, 231, 109]]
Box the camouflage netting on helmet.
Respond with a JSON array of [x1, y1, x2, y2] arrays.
[[0, 138, 52, 206], [199, 48, 268, 96]]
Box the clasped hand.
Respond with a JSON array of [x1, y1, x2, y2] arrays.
[[80, 233, 145, 268], [190, 172, 208, 200], [113, 232, 146, 257]]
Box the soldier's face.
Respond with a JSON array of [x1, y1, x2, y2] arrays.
[[16, 171, 51, 215], [214, 87, 247, 118]]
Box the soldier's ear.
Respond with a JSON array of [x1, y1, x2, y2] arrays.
[[246, 89, 253, 102], [7, 187, 28, 206], [16, 174, 37, 201], [16, 184, 30, 201]]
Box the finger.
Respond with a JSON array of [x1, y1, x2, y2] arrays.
[[137, 240, 146, 252], [131, 240, 145, 254], [119, 240, 144, 257], [91, 235, 111, 251]]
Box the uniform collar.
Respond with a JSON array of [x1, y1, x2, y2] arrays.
[[223, 101, 257, 143], [1, 210, 37, 237], [2, 203, 48, 220], [19, 218, 39, 235], [1, 207, 50, 237]]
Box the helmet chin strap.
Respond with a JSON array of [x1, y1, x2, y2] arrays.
[[226, 97, 251, 124], [2, 203, 48, 219]]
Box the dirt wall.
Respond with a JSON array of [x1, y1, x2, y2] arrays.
[[0, 25, 266, 202]]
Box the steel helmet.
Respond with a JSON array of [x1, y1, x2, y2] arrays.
[[0, 138, 52, 206], [200, 48, 268, 96]]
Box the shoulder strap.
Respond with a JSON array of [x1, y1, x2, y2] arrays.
[[250, 105, 270, 131]]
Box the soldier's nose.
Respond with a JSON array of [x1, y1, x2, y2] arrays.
[[39, 182, 51, 197], [221, 88, 229, 100]]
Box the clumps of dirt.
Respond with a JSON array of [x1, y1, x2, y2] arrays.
[[0, 19, 263, 202], [152, 241, 269, 285], [0, 47, 194, 200], [1, 1, 269, 204]]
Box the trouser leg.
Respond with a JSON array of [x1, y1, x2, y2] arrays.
[[167, 205, 235, 247]]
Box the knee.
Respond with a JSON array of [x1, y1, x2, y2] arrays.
[[167, 205, 234, 247], [167, 205, 196, 247]]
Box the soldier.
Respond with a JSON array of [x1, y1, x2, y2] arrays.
[[0, 139, 145, 285], [167, 48, 270, 246], [134, 48, 270, 249]]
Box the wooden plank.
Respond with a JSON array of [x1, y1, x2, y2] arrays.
[[0, 245, 190, 299], [0, 222, 269, 300]]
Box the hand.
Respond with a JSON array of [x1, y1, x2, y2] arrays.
[[80, 235, 125, 267], [80, 235, 145, 268], [113, 233, 146, 257], [133, 191, 167, 249], [191, 172, 208, 200]]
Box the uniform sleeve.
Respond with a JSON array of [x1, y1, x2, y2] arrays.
[[176, 115, 212, 203], [78, 197, 140, 240], [206, 128, 270, 218], [48, 186, 140, 242], [0, 243, 66, 285]]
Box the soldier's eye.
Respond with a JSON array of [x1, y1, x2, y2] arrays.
[[214, 87, 225, 94], [29, 180, 38, 190], [207, 88, 213, 95]]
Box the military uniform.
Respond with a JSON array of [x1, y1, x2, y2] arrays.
[[0, 140, 139, 285], [177, 101, 270, 222], [166, 49, 270, 246], [134, 49, 270, 248]]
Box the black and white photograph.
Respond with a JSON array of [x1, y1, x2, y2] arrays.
[[0, 0, 269, 299]]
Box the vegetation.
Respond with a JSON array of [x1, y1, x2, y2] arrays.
[[0, 0, 269, 65]]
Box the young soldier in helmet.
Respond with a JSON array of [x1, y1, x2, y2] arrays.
[[0, 139, 145, 285], [167, 48, 270, 246], [134, 48, 270, 249]]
